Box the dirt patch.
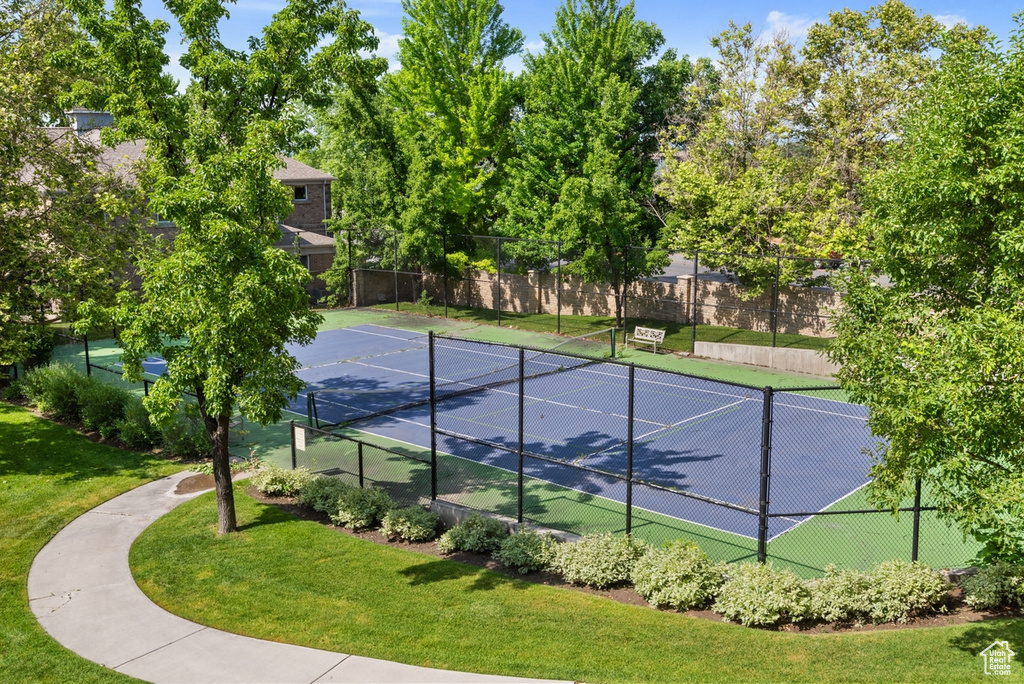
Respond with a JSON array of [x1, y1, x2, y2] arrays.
[[245, 487, 1020, 632], [176, 473, 216, 494]]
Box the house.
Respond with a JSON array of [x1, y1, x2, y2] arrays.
[[55, 109, 338, 301]]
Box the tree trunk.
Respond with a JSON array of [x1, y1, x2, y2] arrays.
[[205, 412, 237, 534]]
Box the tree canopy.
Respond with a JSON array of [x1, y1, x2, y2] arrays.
[[0, 0, 139, 366], [69, 0, 380, 533], [828, 24, 1024, 563]]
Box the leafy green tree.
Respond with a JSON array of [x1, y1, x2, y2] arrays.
[[657, 21, 806, 291], [499, 0, 693, 323], [828, 26, 1024, 563], [659, 2, 971, 290], [390, 0, 522, 260], [0, 0, 139, 365], [69, 0, 380, 533]]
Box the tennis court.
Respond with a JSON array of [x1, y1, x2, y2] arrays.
[[289, 325, 875, 544]]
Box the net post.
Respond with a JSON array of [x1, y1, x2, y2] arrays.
[[290, 421, 297, 470], [757, 386, 774, 564], [358, 442, 365, 489], [556, 241, 562, 335], [83, 333, 91, 376], [517, 346, 525, 524], [610, 328, 616, 358], [772, 256, 781, 348], [626, 364, 635, 535], [442, 231, 449, 319], [912, 478, 922, 562], [496, 237, 502, 327], [429, 331, 438, 500], [691, 250, 699, 353], [394, 230, 400, 312]]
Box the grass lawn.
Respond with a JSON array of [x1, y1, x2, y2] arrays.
[[372, 302, 834, 353], [132, 483, 1022, 684], [0, 403, 184, 683]]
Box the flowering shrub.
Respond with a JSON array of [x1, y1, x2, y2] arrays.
[[713, 562, 812, 626], [552, 533, 648, 589], [437, 514, 508, 554], [631, 541, 725, 610], [250, 462, 315, 497], [381, 506, 440, 541], [330, 486, 395, 530], [493, 530, 558, 574]]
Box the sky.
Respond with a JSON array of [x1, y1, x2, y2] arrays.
[[144, 0, 1022, 85]]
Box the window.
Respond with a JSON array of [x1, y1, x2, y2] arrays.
[[300, 254, 311, 271], [293, 185, 308, 202]]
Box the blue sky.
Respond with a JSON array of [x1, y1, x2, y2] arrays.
[[146, 0, 1021, 83]]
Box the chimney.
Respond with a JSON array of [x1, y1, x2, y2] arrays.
[[66, 108, 114, 134]]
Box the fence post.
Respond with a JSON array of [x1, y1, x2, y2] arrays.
[[556, 241, 562, 335], [771, 256, 781, 348], [757, 386, 774, 563], [622, 250, 628, 338], [626, 364, 635, 535], [306, 393, 312, 427], [496, 237, 502, 327], [394, 230, 400, 312], [517, 346, 524, 524], [442, 231, 449, 318], [347, 230, 353, 307], [691, 251, 699, 353], [143, 379, 149, 397], [83, 333, 91, 376], [290, 421, 297, 470], [358, 442, 365, 488], [429, 331, 437, 500], [912, 478, 922, 562]]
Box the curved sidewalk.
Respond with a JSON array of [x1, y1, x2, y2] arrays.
[[28, 471, 567, 684]]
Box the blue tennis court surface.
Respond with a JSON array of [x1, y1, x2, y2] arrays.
[[285, 325, 875, 543]]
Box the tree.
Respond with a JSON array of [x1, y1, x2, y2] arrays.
[[0, 0, 139, 365], [69, 0, 381, 533], [656, 21, 806, 291], [390, 0, 522, 262], [658, 1, 968, 290], [499, 0, 693, 323], [828, 25, 1024, 563]]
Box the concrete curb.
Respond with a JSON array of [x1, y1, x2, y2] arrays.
[[28, 472, 568, 684]]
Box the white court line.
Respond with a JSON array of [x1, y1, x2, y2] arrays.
[[766, 480, 873, 543], [772, 399, 868, 421], [340, 325, 428, 343]]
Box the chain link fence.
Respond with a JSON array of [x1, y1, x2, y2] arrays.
[[290, 333, 977, 577]]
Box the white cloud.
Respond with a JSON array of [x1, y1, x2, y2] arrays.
[[523, 40, 545, 53], [358, 29, 402, 71], [764, 10, 818, 42], [934, 14, 969, 29]]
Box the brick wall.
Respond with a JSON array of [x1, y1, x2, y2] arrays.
[[282, 181, 331, 233], [354, 267, 840, 337]]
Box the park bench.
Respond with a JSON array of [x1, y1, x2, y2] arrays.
[[626, 326, 666, 353]]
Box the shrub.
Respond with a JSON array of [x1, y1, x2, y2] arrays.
[[631, 541, 726, 611], [250, 462, 316, 497], [552, 533, 648, 589], [78, 381, 132, 435], [962, 564, 1024, 610], [809, 565, 873, 623], [381, 506, 440, 542], [330, 486, 395, 530], [436, 514, 508, 555], [297, 476, 356, 513], [864, 560, 948, 624], [115, 397, 162, 450], [159, 406, 212, 458], [22, 363, 89, 421], [4, 379, 25, 401], [713, 562, 812, 626], [493, 530, 559, 574]]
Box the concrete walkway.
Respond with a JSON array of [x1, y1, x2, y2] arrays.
[[28, 471, 568, 684]]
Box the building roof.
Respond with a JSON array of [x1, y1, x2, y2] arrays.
[[273, 156, 336, 182], [275, 224, 336, 254], [35, 128, 333, 184]]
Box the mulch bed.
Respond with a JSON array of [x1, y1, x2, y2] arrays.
[[236, 483, 1021, 634]]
